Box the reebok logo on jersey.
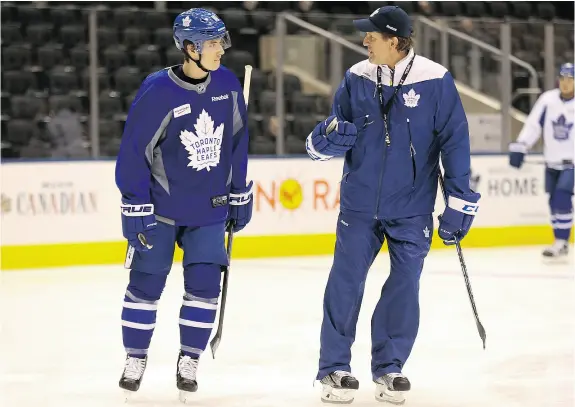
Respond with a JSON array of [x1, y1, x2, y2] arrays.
[[212, 94, 229, 102], [173, 103, 191, 118]]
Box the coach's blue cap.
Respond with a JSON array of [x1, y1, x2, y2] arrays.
[[353, 6, 412, 38], [559, 63, 574, 78]]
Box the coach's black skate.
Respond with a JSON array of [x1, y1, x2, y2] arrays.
[[542, 240, 569, 258], [177, 352, 199, 403], [320, 371, 360, 404], [374, 373, 410, 405], [119, 355, 147, 393]]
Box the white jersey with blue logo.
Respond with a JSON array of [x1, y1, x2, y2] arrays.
[[516, 89, 574, 168]]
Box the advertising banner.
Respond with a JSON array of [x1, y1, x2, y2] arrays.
[[1, 155, 550, 246]]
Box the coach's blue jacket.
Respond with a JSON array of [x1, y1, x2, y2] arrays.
[[306, 49, 477, 220]]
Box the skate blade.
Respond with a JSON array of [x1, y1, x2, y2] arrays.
[[321, 385, 356, 404], [123, 390, 136, 403], [179, 390, 196, 404], [375, 385, 405, 405]]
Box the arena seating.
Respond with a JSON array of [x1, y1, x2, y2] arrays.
[[1, 1, 573, 158]]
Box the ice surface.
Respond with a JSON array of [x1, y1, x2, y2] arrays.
[[1, 246, 573, 407]]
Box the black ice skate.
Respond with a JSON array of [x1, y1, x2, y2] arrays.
[[374, 373, 410, 405], [320, 370, 360, 404], [119, 355, 147, 394], [542, 240, 569, 258], [176, 352, 199, 403]]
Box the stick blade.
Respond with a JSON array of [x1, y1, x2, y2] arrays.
[[477, 320, 487, 349], [209, 335, 221, 359]]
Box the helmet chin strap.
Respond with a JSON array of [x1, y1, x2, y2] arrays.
[[184, 48, 210, 73]]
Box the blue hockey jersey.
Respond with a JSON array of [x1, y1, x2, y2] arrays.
[[307, 49, 475, 220], [115, 66, 249, 227]]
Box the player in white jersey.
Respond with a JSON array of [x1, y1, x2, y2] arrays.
[[509, 63, 574, 258]]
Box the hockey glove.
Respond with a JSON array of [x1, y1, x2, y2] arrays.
[[306, 115, 357, 160], [228, 181, 253, 233], [121, 203, 157, 252], [438, 193, 480, 245], [508, 142, 527, 168]]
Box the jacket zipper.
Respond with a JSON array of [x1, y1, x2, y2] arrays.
[[374, 68, 394, 219], [407, 118, 417, 187]]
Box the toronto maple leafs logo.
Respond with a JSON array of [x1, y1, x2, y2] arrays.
[[403, 89, 420, 108], [182, 15, 191, 27], [179, 109, 224, 172], [552, 114, 573, 141]]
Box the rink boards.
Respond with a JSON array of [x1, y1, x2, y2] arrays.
[[1, 155, 569, 270]]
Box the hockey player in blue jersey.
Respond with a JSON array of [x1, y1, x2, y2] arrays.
[[305, 6, 480, 404], [509, 63, 574, 258], [114, 8, 252, 401]]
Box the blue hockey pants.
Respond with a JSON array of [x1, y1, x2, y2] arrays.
[[317, 211, 433, 381]]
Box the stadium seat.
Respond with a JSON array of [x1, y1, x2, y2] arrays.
[[103, 45, 130, 72], [3, 44, 32, 70], [153, 27, 175, 49], [70, 45, 90, 70], [220, 8, 248, 31], [166, 48, 184, 66], [2, 70, 37, 95], [99, 90, 123, 119], [26, 23, 54, 44], [123, 27, 150, 49], [248, 117, 261, 139], [49, 66, 79, 95], [113, 7, 141, 27], [537, 3, 556, 20], [50, 7, 80, 26], [292, 116, 320, 140], [49, 94, 83, 114], [114, 66, 143, 95], [59, 25, 86, 48], [37, 43, 65, 70], [17, 6, 44, 24], [6, 119, 39, 146], [97, 27, 119, 49], [142, 10, 170, 30], [249, 135, 276, 155], [134, 45, 162, 72], [81, 67, 111, 93], [11, 95, 43, 119], [222, 49, 255, 78], [258, 90, 276, 116], [286, 134, 306, 154], [290, 92, 317, 115], [1, 24, 23, 45]]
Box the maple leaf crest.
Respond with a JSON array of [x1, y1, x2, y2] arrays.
[[403, 88, 420, 108], [179, 109, 224, 172]]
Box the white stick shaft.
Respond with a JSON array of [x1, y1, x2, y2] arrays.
[[243, 65, 253, 107]]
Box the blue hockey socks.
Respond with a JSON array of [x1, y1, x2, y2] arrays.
[[550, 189, 573, 241], [121, 270, 167, 357], [179, 263, 222, 357]]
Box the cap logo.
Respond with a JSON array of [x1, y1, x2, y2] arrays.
[[370, 8, 380, 17], [386, 24, 397, 31]]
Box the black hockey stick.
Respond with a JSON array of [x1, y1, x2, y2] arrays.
[[438, 171, 487, 350], [209, 221, 234, 358], [209, 65, 253, 358]]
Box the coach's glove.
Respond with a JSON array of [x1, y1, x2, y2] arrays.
[[121, 202, 157, 251], [306, 115, 357, 160], [228, 181, 253, 233], [438, 193, 480, 245], [508, 142, 527, 168]]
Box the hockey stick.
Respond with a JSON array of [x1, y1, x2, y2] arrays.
[[209, 65, 253, 358], [438, 171, 487, 350], [209, 222, 234, 358]]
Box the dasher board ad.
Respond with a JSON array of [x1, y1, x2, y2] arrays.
[[1, 155, 550, 246]]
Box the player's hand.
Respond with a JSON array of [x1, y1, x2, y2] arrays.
[[437, 194, 480, 245], [228, 181, 253, 233], [508, 142, 526, 169], [307, 115, 357, 159], [121, 203, 157, 251]]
